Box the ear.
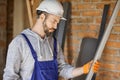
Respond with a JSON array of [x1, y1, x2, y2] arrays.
[[39, 13, 46, 21]]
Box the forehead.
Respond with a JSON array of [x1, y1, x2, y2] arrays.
[[47, 14, 60, 21]]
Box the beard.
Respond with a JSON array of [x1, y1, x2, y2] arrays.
[[43, 22, 55, 37]]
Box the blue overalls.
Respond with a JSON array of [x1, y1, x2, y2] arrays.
[[21, 33, 58, 80]]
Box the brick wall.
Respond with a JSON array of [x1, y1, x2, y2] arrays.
[[63, 0, 120, 80], [7, 0, 14, 45], [0, 0, 7, 79]]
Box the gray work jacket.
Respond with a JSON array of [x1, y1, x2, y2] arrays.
[[3, 29, 75, 80]]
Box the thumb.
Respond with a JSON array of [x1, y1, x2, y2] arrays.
[[83, 61, 92, 74]]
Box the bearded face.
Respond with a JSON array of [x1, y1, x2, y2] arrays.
[[42, 14, 60, 37], [43, 21, 54, 37]]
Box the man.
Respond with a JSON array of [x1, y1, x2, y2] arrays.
[[3, 0, 100, 80]]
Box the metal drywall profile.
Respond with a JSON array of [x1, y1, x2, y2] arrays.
[[97, 4, 110, 45], [53, 2, 71, 50], [92, 4, 110, 80], [85, 0, 120, 80]]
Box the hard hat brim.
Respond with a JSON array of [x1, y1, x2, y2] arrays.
[[61, 17, 67, 21]]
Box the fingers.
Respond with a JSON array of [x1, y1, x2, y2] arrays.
[[83, 60, 101, 74], [93, 61, 101, 73]]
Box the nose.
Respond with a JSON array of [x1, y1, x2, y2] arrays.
[[53, 23, 58, 29]]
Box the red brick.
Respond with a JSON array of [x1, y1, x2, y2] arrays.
[[101, 55, 120, 63], [77, 3, 95, 9], [95, 17, 102, 24], [118, 10, 120, 16], [96, 70, 120, 80], [71, 11, 80, 16], [71, 3, 77, 10], [106, 41, 120, 48], [82, 10, 101, 16], [116, 17, 120, 24], [0, 40, 6, 47], [101, 0, 116, 2], [108, 34, 119, 41], [101, 62, 120, 71], [88, 25, 98, 31], [96, 3, 105, 9], [76, 17, 94, 23], [91, 0, 100, 2], [83, 0, 91, 2], [71, 24, 88, 31], [0, 0, 7, 80], [113, 26, 120, 32], [78, 31, 98, 38], [0, 5, 6, 16], [103, 48, 117, 55]]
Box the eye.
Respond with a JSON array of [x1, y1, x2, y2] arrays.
[[52, 20, 57, 24]]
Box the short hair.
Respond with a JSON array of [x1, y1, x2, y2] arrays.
[[36, 10, 48, 19]]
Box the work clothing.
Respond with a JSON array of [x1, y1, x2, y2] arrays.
[[22, 33, 58, 80], [3, 28, 74, 80]]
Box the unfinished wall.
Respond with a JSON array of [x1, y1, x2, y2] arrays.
[[33, 0, 120, 80], [63, 0, 120, 80], [7, 0, 14, 49], [0, 0, 7, 80]]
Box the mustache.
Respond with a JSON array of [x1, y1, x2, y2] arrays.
[[49, 28, 56, 31]]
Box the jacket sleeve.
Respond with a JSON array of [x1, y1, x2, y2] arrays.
[[3, 37, 22, 80], [57, 43, 75, 79]]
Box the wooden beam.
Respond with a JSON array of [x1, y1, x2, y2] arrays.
[[26, 0, 33, 27]]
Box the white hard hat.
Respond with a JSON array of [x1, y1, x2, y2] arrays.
[[36, 0, 66, 20]]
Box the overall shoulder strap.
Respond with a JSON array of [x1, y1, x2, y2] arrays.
[[53, 36, 57, 59], [21, 33, 37, 60]]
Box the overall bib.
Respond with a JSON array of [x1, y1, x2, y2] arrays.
[[22, 33, 58, 80]]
